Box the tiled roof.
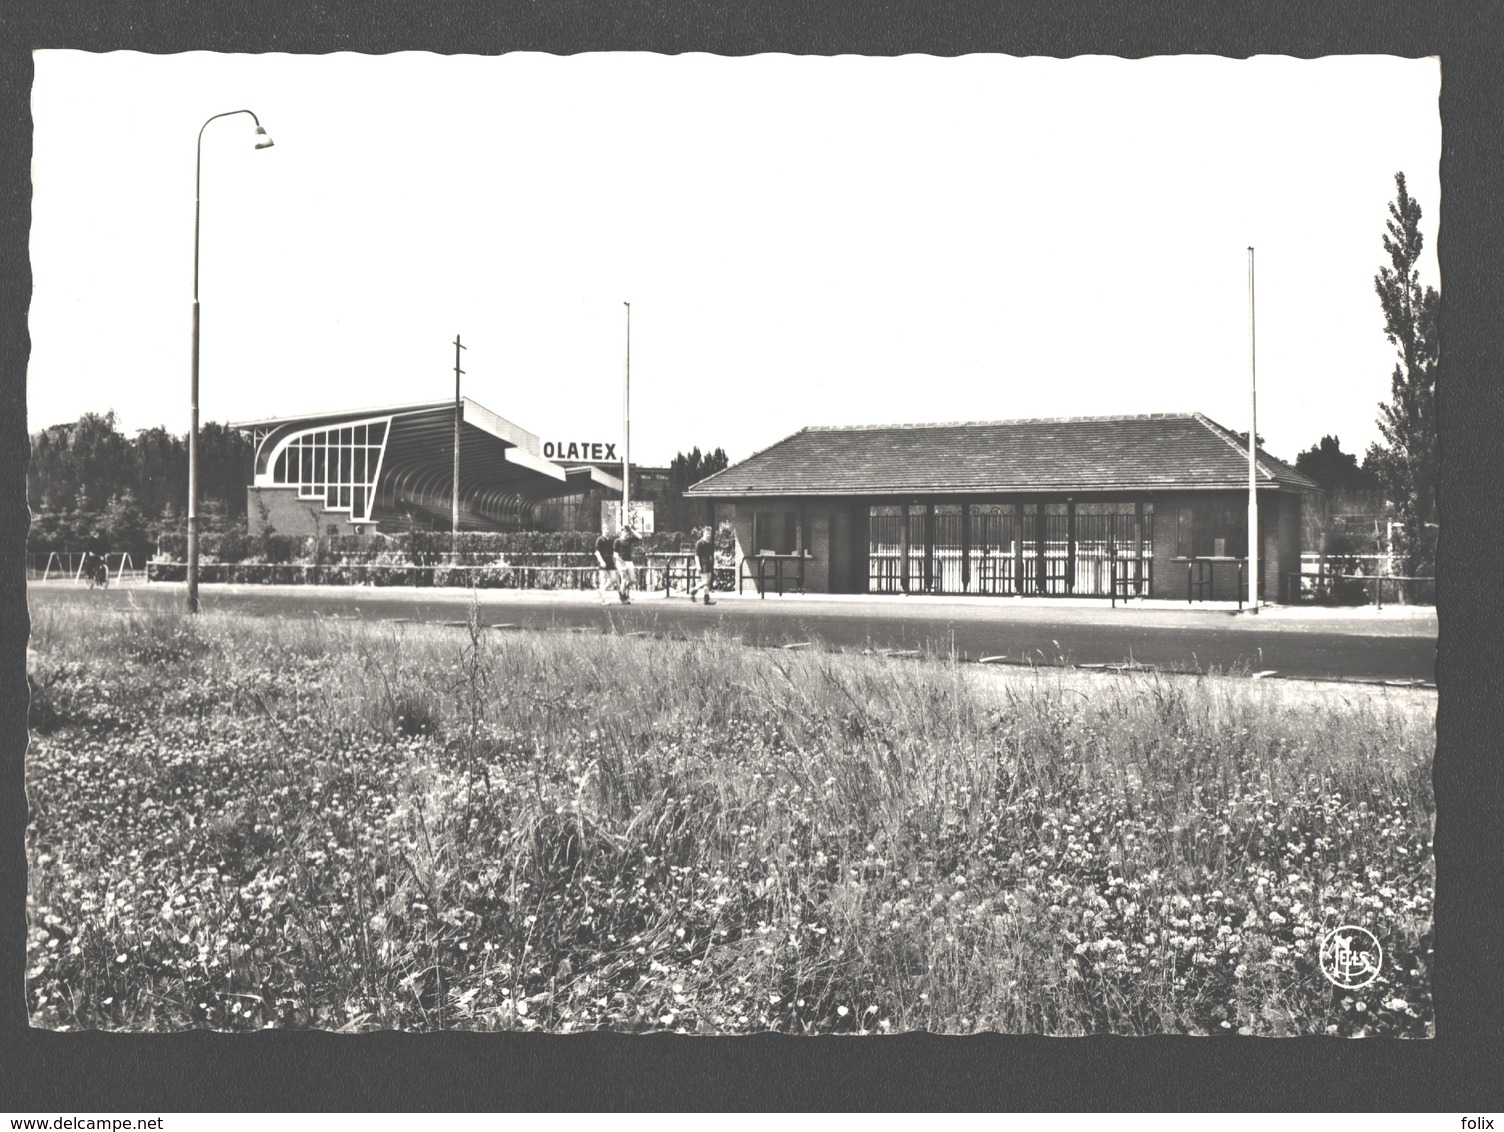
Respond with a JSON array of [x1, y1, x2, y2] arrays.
[[687, 413, 1319, 497]]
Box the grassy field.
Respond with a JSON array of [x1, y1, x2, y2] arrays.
[[25, 592, 1434, 1034]]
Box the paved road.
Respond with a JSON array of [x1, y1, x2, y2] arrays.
[[36, 581, 1437, 684]]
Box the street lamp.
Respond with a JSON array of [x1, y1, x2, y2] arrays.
[[188, 110, 273, 614]]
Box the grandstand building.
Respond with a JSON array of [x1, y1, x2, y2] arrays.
[[234, 399, 622, 536], [686, 413, 1319, 602]]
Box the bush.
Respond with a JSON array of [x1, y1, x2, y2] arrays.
[[203, 527, 252, 563]]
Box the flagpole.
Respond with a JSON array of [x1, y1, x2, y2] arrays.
[[622, 302, 631, 532], [1247, 247, 1259, 613]]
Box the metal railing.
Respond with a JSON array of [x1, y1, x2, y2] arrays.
[[140, 554, 733, 595], [1108, 554, 1155, 607], [31, 551, 143, 584], [869, 546, 1153, 599], [1289, 554, 1435, 606], [146, 559, 601, 589], [1286, 568, 1435, 608], [648, 552, 700, 597], [739, 553, 806, 597], [1171, 557, 1248, 609]]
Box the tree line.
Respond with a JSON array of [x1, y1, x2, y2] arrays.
[[28, 413, 254, 556]]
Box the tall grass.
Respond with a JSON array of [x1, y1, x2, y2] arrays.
[[25, 594, 1434, 1034]]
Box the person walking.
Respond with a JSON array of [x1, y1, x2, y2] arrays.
[[613, 525, 640, 603], [594, 529, 618, 604], [690, 525, 716, 605]]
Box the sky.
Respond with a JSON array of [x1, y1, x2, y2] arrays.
[[29, 52, 1440, 467]]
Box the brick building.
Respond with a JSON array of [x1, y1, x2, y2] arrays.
[[685, 413, 1319, 601]]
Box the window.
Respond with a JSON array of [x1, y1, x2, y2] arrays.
[[269, 417, 389, 522], [1178, 503, 1250, 557], [753, 510, 798, 554]]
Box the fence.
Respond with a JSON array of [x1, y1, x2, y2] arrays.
[[739, 554, 806, 597], [31, 551, 143, 584], [142, 552, 733, 594], [1291, 553, 1435, 606], [147, 557, 597, 590], [866, 503, 1154, 598]]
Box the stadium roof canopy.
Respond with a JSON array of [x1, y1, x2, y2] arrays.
[[233, 398, 621, 531], [687, 412, 1319, 499]]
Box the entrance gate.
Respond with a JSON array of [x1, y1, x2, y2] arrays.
[[868, 501, 1154, 597]]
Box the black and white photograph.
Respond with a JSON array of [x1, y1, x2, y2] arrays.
[[22, 51, 1439, 1042]]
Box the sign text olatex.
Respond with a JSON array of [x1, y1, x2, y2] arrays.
[[543, 441, 618, 461]]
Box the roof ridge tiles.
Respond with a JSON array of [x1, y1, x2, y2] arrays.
[[1191, 411, 1291, 485], [686, 410, 1323, 498], [687, 426, 812, 492], [805, 412, 1197, 431]]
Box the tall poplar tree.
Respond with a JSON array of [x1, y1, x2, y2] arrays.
[[1367, 171, 1440, 576]]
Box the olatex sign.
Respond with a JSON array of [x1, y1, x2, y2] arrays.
[[543, 441, 618, 461]]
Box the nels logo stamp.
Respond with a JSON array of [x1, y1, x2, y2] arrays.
[[1320, 925, 1382, 990]]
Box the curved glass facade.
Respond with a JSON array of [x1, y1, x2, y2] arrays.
[[268, 419, 389, 523]]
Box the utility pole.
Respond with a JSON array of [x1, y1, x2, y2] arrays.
[[622, 302, 631, 532], [453, 333, 465, 546], [1247, 247, 1259, 613]]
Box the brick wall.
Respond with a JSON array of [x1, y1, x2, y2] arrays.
[[805, 507, 829, 593], [728, 505, 756, 593], [248, 486, 374, 541], [1150, 494, 1187, 599], [721, 500, 834, 594], [1150, 490, 1297, 602], [1275, 493, 1304, 601]]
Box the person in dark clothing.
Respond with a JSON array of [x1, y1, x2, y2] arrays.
[[594, 530, 618, 604], [690, 526, 716, 605], [612, 526, 640, 603], [81, 550, 109, 588]]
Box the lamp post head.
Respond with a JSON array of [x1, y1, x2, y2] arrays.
[[254, 125, 274, 150]]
